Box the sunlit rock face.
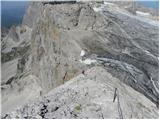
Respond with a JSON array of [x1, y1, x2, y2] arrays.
[[2, 67, 159, 119], [28, 2, 112, 94], [1, 1, 159, 118]]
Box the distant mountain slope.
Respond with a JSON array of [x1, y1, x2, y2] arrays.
[[1, 1, 159, 118]]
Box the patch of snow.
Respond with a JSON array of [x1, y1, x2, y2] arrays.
[[144, 50, 158, 61], [136, 11, 150, 17], [150, 77, 159, 94], [79, 58, 97, 65], [104, 1, 114, 5], [93, 7, 102, 12], [80, 50, 85, 57], [114, 9, 158, 26]]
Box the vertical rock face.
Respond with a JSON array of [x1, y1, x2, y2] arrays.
[[22, 2, 42, 28], [30, 3, 82, 93], [23, 2, 158, 105], [1, 1, 159, 118], [28, 2, 108, 93]]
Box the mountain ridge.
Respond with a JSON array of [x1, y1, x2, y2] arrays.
[[1, 1, 159, 118]]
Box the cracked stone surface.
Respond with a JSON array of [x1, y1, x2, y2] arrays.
[[2, 67, 158, 119], [1, 1, 159, 118]]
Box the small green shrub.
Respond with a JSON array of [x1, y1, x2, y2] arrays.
[[75, 105, 81, 111]]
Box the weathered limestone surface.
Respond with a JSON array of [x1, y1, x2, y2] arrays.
[[1, 1, 159, 118], [2, 67, 158, 119]]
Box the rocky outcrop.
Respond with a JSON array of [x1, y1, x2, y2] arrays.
[[1, 1, 159, 118], [2, 67, 158, 119], [29, 2, 109, 94], [1, 27, 9, 38]]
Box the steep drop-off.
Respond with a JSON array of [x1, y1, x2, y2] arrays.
[[1, 1, 159, 118]]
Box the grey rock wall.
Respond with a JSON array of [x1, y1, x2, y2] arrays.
[[1, 1, 159, 118]]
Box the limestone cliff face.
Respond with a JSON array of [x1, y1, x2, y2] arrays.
[[26, 2, 159, 104], [1, 1, 159, 118], [25, 2, 112, 94]]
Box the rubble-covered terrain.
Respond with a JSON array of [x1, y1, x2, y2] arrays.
[[2, 67, 158, 119], [1, 1, 159, 119]]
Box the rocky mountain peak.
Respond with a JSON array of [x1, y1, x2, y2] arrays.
[[1, 1, 159, 118]]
